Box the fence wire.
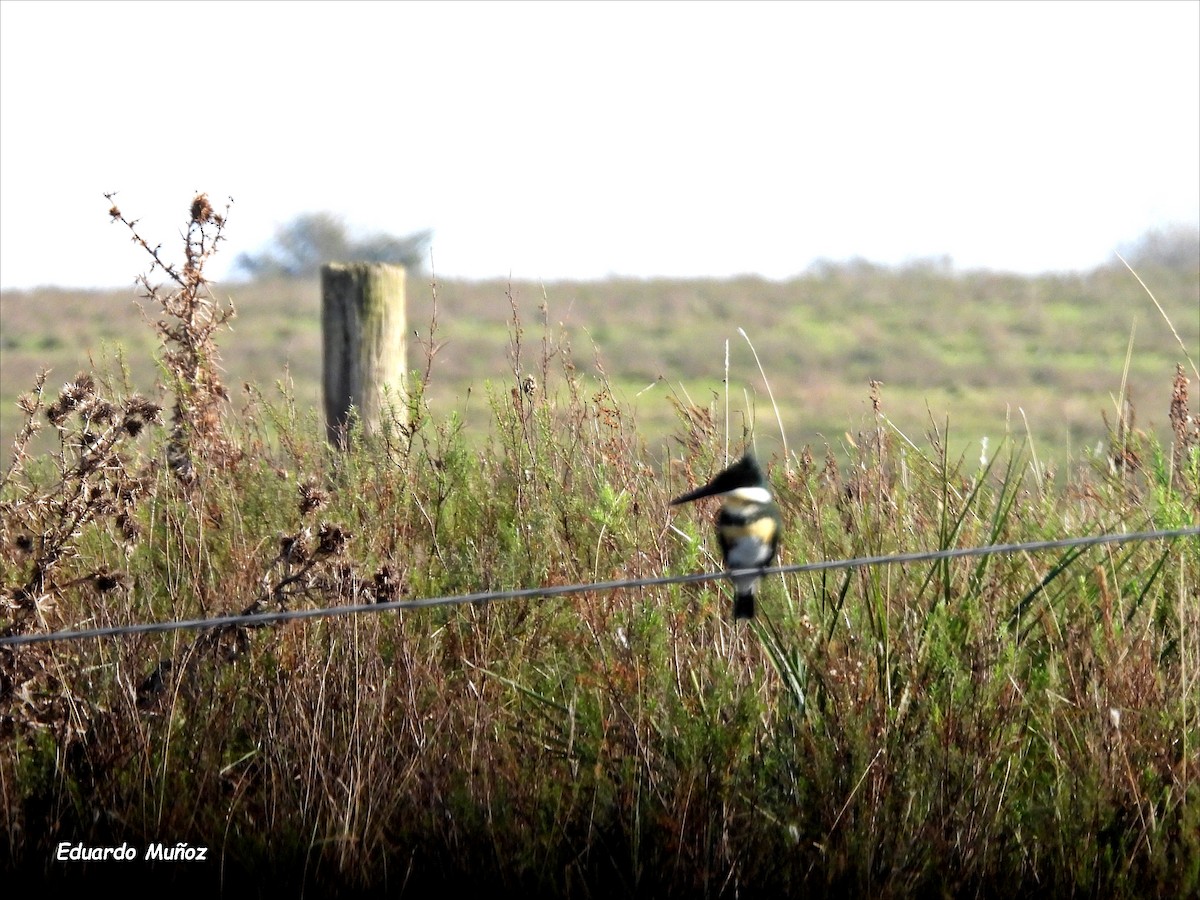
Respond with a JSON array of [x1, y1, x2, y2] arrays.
[[1, 526, 1196, 648]]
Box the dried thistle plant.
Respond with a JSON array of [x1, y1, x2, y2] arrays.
[[105, 191, 238, 478], [1, 369, 160, 635], [136, 520, 360, 712]]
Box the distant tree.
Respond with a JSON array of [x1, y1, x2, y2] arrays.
[[806, 257, 886, 278], [1119, 223, 1200, 273], [234, 212, 431, 278]]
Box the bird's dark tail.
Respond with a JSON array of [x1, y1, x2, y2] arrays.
[[733, 591, 755, 620]]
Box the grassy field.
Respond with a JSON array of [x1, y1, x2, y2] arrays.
[[1, 201, 1198, 897], [2, 254, 1197, 468]]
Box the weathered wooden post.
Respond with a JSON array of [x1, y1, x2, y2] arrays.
[[321, 262, 407, 447]]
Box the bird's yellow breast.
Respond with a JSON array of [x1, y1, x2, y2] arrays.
[[720, 516, 778, 544]]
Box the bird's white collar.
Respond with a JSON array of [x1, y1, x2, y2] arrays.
[[727, 486, 772, 503]]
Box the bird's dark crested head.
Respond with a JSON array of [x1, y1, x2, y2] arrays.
[[670, 453, 768, 505]]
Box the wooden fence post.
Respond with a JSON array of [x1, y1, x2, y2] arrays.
[[321, 262, 407, 447]]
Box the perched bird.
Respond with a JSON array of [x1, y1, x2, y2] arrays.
[[671, 453, 781, 619]]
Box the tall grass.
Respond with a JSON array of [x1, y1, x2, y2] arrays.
[[1, 197, 1197, 898]]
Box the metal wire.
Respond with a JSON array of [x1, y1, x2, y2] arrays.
[[1, 526, 1195, 648]]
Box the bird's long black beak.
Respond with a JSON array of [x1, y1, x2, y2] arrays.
[[670, 454, 763, 506], [670, 481, 725, 505]]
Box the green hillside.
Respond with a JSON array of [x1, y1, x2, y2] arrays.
[[2, 261, 1196, 470]]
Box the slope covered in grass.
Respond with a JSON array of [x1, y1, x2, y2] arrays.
[[3, 256, 1196, 467]]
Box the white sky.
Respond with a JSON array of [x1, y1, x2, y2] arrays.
[[1, 0, 1197, 289]]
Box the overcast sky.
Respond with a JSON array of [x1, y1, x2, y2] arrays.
[[1, 0, 1197, 290]]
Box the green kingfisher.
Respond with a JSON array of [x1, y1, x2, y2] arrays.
[[671, 453, 781, 620]]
